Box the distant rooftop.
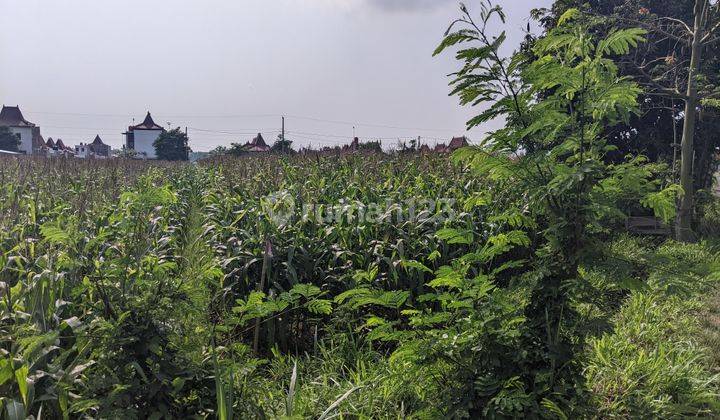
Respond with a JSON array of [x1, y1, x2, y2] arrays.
[[0, 105, 35, 127], [244, 133, 270, 152], [129, 112, 164, 130], [91, 134, 107, 145]]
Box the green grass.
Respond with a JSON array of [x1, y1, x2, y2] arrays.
[[582, 240, 720, 418]]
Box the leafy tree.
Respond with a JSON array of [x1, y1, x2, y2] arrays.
[[417, 2, 675, 414], [154, 128, 190, 161], [271, 134, 294, 154], [535, 0, 720, 241], [209, 145, 228, 156], [0, 126, 20, 152], [117, 146, 138, 159], [227, 143, 248, 156], [358, 140, 383, 153]]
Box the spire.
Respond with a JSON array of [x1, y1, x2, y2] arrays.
[[142, 112, 155, 126], [129, 111, 164, 130]]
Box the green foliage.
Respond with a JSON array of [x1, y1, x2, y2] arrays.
[[641, 184, 684, 223], [698, 197, 720, 238], [224, 143, 249, 157], [0, 2, 718, 417], [0, 132, 718, 418], [426, 2, 698, 415], [585, 292, 719, 417], [153, 127, 190, 161], [271, 134, 294, 154]]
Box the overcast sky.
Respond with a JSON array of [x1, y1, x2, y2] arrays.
[[0, 0, 551, 151]]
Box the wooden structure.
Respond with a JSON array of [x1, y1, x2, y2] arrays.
[[625, 216, 672, 236]]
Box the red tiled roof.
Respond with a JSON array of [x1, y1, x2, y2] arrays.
[[0, 105, 35, 127], [244, 133, 270, 152], [129, 112, 164, 130]]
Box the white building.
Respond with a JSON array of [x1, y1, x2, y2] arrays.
[[124, 112, 165, 159], [0, 105, 44, 155], [75, 143, 91, 158]]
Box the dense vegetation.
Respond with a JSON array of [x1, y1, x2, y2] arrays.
[[0, 153, 717, 418], [1, 1, 719, 419]]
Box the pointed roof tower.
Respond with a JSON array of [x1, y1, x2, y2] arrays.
[[250, 133, 267, 147], [129, 112, 164, 130], [448, 136, 469, 151], [91, 134, 106, 145]]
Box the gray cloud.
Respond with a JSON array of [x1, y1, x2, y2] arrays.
[[367, 0, 457, 12]]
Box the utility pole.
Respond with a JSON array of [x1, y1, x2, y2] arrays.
[[281, 116, 286, 153]]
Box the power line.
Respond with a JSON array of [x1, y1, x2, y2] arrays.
[[23, 110, 463, 133], [38, 125, 452, 145], [188, 127, 280, 135], [284, 114, 459, 133]]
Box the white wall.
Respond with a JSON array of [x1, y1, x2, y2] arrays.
[[132, 129, 162, 159], [75, 145, 88, 158], [9, 127, 33, 154]]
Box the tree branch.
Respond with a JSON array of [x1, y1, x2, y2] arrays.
[[615, 17, 692, 44], [654, 16, 694, 36]]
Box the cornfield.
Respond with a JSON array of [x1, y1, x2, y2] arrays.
[[0, 154, 491, 418]]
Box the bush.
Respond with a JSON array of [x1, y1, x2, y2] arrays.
[[697, 197, 720, 239]]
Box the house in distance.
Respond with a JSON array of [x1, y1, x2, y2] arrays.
[[243, 133, 271, 153], [75, 135, 111, 159], [124, 112, 165, 159], [0, 105, 45, 155]]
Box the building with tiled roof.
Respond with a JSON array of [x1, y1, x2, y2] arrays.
[[0, 105, 44, 155], [90, 135, 110, 157], [448, 136, 469, 151], [53, 138, 75, 157], [243, 133, 271, 153], [124, 112, 165, 159], [75, 135, 111, 159]]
